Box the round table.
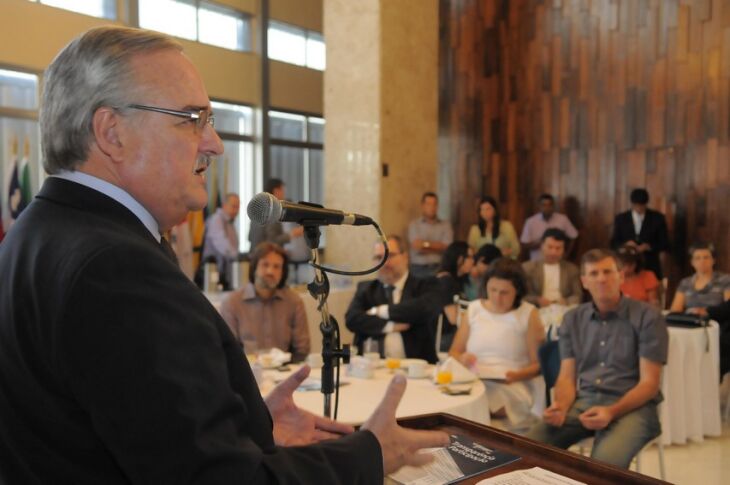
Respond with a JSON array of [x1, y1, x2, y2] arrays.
[[659, 322, 721, 445], [261, 365, 491, 426]]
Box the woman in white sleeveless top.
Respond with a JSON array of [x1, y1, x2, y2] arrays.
[[449, 259, 544, 431]]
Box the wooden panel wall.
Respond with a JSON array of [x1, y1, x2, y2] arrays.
[[439, 0, 730, 278]]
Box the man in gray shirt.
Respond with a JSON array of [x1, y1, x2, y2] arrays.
[[525, 249, 668, 468], [408, 192, 453, 278], [248, 178, 304, 250]]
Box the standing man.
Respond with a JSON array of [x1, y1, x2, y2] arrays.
[[610, 188, 670, 279], [248, 178, 304, 251], [202, 192, 240, 289], [408, 191, 453, 278], [0, 26, 447, 484], [521, 194, 578, 261], [346, 236, 441, 363], [522, 229, 583, 307], [220, 242, 310, 362], [525, 249, 668, 468]]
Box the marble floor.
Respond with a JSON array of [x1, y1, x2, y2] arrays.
[[626, 422, 730, 484]]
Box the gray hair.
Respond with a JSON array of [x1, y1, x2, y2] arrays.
[[40, 26, 182, 173]]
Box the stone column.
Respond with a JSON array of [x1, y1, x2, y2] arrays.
[[323, 0, 438, 273]]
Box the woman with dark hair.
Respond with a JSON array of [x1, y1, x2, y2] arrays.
[[435, 242, 474, 350], [617, 244, 660, 306], [464, 243, 503, 300], [467, 196, 520, 259], [449, 259, 544, 430], [670, 242, 730, 313]]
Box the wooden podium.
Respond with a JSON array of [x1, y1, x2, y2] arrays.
[[397, 413, 669, 484]]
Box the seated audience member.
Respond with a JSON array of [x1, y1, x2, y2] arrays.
[[616, 245, 660, 306], [467, 196, 520, 260], [522, 229, 582, 308], [201, 192, 240, 290], [408, 192, 454, 278], [248, 178, 305, 250], [525, 249, 668, 469], [670, 242, 730, 313], [220, 242, 310, 362], [520, 194, 578, 261], [610, 188, 670, 279], [435, 241, 474, 350], [346, 236, 441, 363], [464, 243, 502, 300], [449, 259, 544, 430]]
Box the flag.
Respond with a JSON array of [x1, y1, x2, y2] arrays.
[[19, 154, 32, 208], [188, 210, 205, 269], [7, 155, 26, 221]]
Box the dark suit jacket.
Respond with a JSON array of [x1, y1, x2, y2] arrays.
[[345, 275, 440, 363], [610, 209, 670, 278], [0, 178, 380, 485], [522, 260, 583, 306]]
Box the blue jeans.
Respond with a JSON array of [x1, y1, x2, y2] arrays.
[[524, 392, 661, 469]]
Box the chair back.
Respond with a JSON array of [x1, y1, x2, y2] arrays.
[[538, 339, 561, 406]]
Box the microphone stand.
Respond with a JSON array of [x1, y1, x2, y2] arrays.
[[302, 224, 350, 419]]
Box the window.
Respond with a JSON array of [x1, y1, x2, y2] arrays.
[[1, 68, 41, 234], [0, 69, 39, 111], [268, 21, 326, 70], [28, 0, 116, 19], [209, 101, 256, 253], [139, 0, 251, 51], [269, 110, 324, 207]]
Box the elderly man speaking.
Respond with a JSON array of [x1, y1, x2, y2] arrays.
[[0, 26, 447, 484]]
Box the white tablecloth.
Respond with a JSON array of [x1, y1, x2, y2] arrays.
[[659, 322, 721, 445], [263, 366, 491, 427]]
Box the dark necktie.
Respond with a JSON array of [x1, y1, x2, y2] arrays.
[[160, 236, 179, 266], [383, 285, 394, 304]]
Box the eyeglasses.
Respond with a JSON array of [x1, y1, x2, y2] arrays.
[[125, 104, 215, 133]]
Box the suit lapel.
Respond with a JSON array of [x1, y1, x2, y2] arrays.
[[536, 263, 545, 294]]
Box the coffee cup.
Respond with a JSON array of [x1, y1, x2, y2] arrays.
[[306, 353, 324, 369], [364, 352, 380, 364], [408, 360, 428, 379]]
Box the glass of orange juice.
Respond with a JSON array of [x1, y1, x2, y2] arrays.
[[436, 361, 453, 385], [436, 369, 453, 385], [385, 357, 401, 373]]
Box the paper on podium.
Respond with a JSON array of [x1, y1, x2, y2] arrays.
[[476, 466, 586, 484]]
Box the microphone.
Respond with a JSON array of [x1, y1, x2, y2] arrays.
[[247, 192, 373, 226]]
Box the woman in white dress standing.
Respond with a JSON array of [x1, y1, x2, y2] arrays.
[[449, 258, 544, 431]]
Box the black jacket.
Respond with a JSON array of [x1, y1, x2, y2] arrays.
[[345, 274, 441, 363], [610, 208, 670, 278], [0, 177, 381, 485]]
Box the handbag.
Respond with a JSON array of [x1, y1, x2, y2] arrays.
[[665, 312, 709, 328]]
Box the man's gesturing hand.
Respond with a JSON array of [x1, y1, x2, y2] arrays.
[[265, 365, 354, 446], [361, 374, 450, 474]]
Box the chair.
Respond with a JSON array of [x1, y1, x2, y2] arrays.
[[659, 277, 669, 310], [434, 313, 443, 356], [575, 436, 665, 480], [537, 338, 561, 406]]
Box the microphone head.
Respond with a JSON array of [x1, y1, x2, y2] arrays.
[[247, 192, 282, 225]]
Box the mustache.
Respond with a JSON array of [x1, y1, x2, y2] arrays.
[[193, 155, 211, 175]]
